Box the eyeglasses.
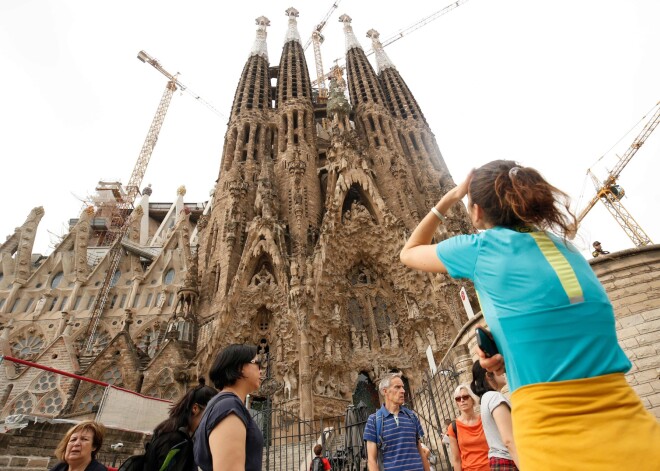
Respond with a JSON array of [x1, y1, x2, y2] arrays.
[[455, 395, 471, 403]]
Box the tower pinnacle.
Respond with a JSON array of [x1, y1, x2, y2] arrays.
[[250, 16, 270, 60], [339, 14, 363, 52], [366, 29, 395, 73], [284, 7, 302, 44]]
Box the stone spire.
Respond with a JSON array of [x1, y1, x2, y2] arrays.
[[339, 14, 362, 52], [284, 7, 302, 45], [366, 29, 395, 73], [276, 8, 313, 105], [340, 14, 386, 110], [230, 17, 272, 119], [250, 16, 270, 60], [371, 28, 427, 124]]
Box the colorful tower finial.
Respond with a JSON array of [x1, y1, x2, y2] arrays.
[[339, 14, 362, 52], [284, 7, 302, 44], [251, 16, 270, 60], [367, 29, 395, 73]]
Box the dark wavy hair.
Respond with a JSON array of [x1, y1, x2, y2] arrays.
[[153, 377, 217, 437], [470, 360, 495, 398], [209, 344, 258, 390], [469, 160, 577, 239]]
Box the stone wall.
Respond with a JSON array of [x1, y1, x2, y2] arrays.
[[591, 244, 660, 418], [0, 418, 148, 471]]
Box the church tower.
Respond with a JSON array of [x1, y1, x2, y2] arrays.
[[196, 10, 473, 419]]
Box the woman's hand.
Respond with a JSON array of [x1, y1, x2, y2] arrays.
[[442, 170, 473, 206], [477, 349, 506, 376]]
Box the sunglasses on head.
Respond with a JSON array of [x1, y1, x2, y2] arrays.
[[455, 395, 471, 403]]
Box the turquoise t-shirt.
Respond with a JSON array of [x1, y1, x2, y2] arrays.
[[436, 227, 631, 391]]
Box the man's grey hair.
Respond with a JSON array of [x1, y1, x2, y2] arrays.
[[378, 371, 403, 395]]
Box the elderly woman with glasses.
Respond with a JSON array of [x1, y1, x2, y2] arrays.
[[144, 378, 217, 471], [194, 344, 264, 471], [447, 384, 489, 471]]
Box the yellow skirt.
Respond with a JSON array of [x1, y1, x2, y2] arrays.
[[511, 373, 660, 470]]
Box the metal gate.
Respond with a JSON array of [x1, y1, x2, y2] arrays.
[[252, 404, 369, 471], [410, 360, 461, 471]]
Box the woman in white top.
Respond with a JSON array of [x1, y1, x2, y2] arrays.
[[470, 360, 520, 470]]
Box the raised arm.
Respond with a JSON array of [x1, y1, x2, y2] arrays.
[[400, 171, 472, 273]]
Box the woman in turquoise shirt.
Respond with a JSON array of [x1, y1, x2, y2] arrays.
[[400, 160, 660, 470]]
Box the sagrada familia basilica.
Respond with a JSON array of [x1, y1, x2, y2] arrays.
[[0, 8, 477, 421]]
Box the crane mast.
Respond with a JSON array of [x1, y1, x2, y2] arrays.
[[311, 0, 469, 87], [577, 102, 660, 247], [85, 51, 210, 354], [304, 1, 343, 100]]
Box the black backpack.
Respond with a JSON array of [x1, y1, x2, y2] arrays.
[[118, 432, 191, 471], [311, 456, 324, 471]]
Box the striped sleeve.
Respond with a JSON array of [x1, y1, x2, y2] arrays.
[[363, 413, 377, 443]]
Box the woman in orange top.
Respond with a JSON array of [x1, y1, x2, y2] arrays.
[[447, 384, 489, 471]]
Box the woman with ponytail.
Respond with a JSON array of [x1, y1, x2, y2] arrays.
[[144, 378, 217, 471], [400, 160, 660, 470]]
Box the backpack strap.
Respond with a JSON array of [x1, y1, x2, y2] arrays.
[[375, 409, 385, 450], [451, 420, 459, 450], [400, 407, 421, 441]]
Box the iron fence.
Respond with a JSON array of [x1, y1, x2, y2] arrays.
[[410, 360, 461, 471], [252, 404, 369, 471]]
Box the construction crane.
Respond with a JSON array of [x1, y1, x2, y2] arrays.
[[83, 51, 219, 354], [311, 0, 469, 87], [303, 0, 343, 101], [577, 101, 660, 247]]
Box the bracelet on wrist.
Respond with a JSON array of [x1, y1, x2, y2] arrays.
[[430, 207, 445, 223]]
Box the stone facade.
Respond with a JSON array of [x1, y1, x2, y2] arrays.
[[193, 10, 474, 419], [0, 9, 477, 424]]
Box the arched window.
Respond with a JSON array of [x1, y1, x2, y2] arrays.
[[164, 268, 175, 285], [76, 386, 104, 412], [352, 373, 379, 415], [101, 366, 124, 387], [38, 390, 65, 416], [9, 392, 35, 415], [109, 270, 121, 287], [30, 371, 57, 394], [50, 272, 64, 289]]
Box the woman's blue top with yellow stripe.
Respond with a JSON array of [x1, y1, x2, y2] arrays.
[[435, 227, 631, 392]]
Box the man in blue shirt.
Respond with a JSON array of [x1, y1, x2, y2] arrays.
[[363, 373, 430, 471]]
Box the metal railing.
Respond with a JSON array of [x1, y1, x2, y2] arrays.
[[253, 404, 369, 471]]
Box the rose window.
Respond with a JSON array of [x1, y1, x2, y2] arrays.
[[76, 386, 104, 412], [11, 334, 44, 360], [38, 391, 64, 415], [10, 393, 34, 415], [31, 371, 57, 393], [101, 366, 123, 386]]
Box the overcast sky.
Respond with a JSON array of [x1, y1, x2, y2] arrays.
[[1, 0, 659, 258]]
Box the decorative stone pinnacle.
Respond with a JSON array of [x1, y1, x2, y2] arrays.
[[284, 7, 302, 45], [339, 14, 363, 52], [177, 185, 187, 196], [367, 28, 395, 72], [251, 16, 270, 60], [142, 184, 153, 196]]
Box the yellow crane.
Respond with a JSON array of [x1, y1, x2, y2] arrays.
[[303, 1, 343, 101], [84, 51, 220, 353], [577, 102, 660, 247], [311, 0, 469, 87]]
